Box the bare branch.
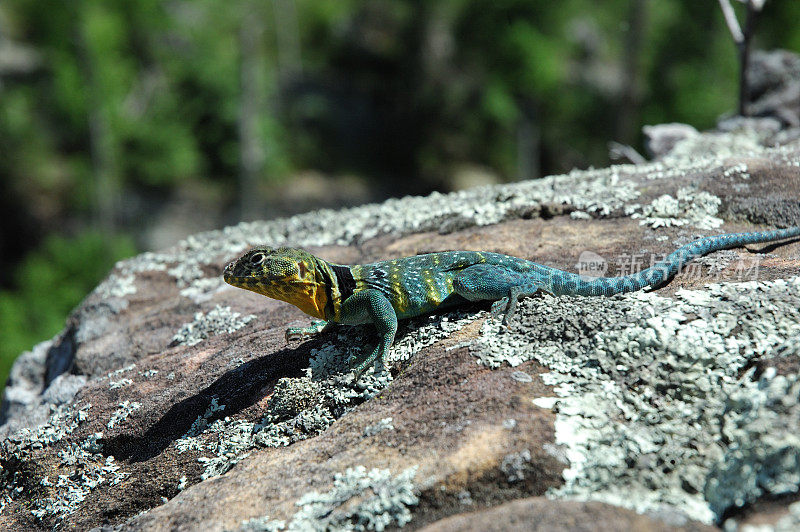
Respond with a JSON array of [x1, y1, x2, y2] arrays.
[[737, 0, 767, 11], [718, 0, 744, 43], [608, 141, 647, 165]]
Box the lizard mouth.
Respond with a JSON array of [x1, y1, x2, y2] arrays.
[[223, 275, 264, 289], [223, 262, 262, 287]]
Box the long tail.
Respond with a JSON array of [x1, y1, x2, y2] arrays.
[[544, 227, 800, 296]]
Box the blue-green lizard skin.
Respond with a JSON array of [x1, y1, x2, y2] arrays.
[[224, 226, 800, 379]]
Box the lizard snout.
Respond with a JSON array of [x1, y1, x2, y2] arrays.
[[223, 261, 237, 280]]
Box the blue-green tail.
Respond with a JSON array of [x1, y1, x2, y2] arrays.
[[543, 227, 800, 296]]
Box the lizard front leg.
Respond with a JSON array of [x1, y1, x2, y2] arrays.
[[339, 289, 398, 381], [453, 264, 542, 324]]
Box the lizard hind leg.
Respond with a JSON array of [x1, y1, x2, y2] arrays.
[[453, 265, 541, 324], [349, 325, 395, 382], [489, 283, 542, 324], [350, 340, 388, 382]]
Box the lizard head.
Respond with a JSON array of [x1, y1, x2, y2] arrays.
[[223, 247, 330, 319]]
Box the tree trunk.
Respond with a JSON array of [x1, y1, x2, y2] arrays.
[[616, 0, 647, 145], [76, 9, 118, 233], [238, 2, 266, 221]]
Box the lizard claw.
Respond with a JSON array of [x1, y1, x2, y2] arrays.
[[490, 298, 509, 321], [490, 297, 518, 323], [350, 364, 369, 385], [350, 362, 389, 386]]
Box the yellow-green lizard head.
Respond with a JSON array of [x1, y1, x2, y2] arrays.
[[223, 247, 331, 319]]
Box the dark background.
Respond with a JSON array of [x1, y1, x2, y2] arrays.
[[1, 0, 798, 387]]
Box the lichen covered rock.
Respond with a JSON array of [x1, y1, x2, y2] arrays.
[[0, 123, 799, 530]]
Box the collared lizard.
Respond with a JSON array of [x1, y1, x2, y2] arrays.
[[224, 226, 799, 379]]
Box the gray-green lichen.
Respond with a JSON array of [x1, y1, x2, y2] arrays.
[[629, 186, 723, 230], [239, 466, 419, 532], [174, 311, 476, 481], [107, 401, 141, 430], [108, 378, 132, 390], [500, 449, 532, 483], [471, 277, 800, 523], [172, 305, 257, 347], [173, 378, 366, 479], [32, 434, 128, 520], [104, 364, 137, 391], [0, 403, 116, 520], [363, 417, 394, 437], [705, 369, 800, 518], [308, 310, 477, 379], [267, 378, 322, 418], [175, 396, 227, 453], [510, 371, 533, 383], [94, 273, 137, 301], [2, 402, 92, 454], [173, 386, 336, 479], [240, 515, 287, 532], [108, 364, 136, 376]]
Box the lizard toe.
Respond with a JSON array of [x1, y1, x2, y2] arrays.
[[490, 298, 508, 320], [285, 328, 302, 342]]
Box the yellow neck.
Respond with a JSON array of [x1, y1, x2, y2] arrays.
[[239, 257, 345, 321], [256, 280, 329, 320], [289, 281, 329, 320]]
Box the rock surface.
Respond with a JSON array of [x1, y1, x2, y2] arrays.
[[418, 497, 715, 532], [1, 120, 800, 531], [746, 49, 800, 127]]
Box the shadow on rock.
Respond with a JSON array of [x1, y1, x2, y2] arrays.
[[748, 236, 800, 253], [103, 345, 312, 463]]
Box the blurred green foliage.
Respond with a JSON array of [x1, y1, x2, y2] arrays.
[[0, 233, 136, 387], [0, 0, 799, 392]]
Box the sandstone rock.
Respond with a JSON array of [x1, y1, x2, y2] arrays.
[[1, 125, 799, 530], [643, 123, 699, 159], [419, 497, 716, 532], [747, 49, 800, 127]]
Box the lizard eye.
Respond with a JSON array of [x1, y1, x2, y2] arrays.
[[249, 252, 266, 266]]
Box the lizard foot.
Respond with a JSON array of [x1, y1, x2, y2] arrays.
[[349, 354, 375, 383], [490, 285, 542, 324], [490, 298, 510, 321], [490, 295, 519, 324], [285, 320, 329, 342], [348, 347, 390, 384], [351, 363, 390, 386]]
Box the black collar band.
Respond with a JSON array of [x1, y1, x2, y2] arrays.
[[331, 264, 356, 301]]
